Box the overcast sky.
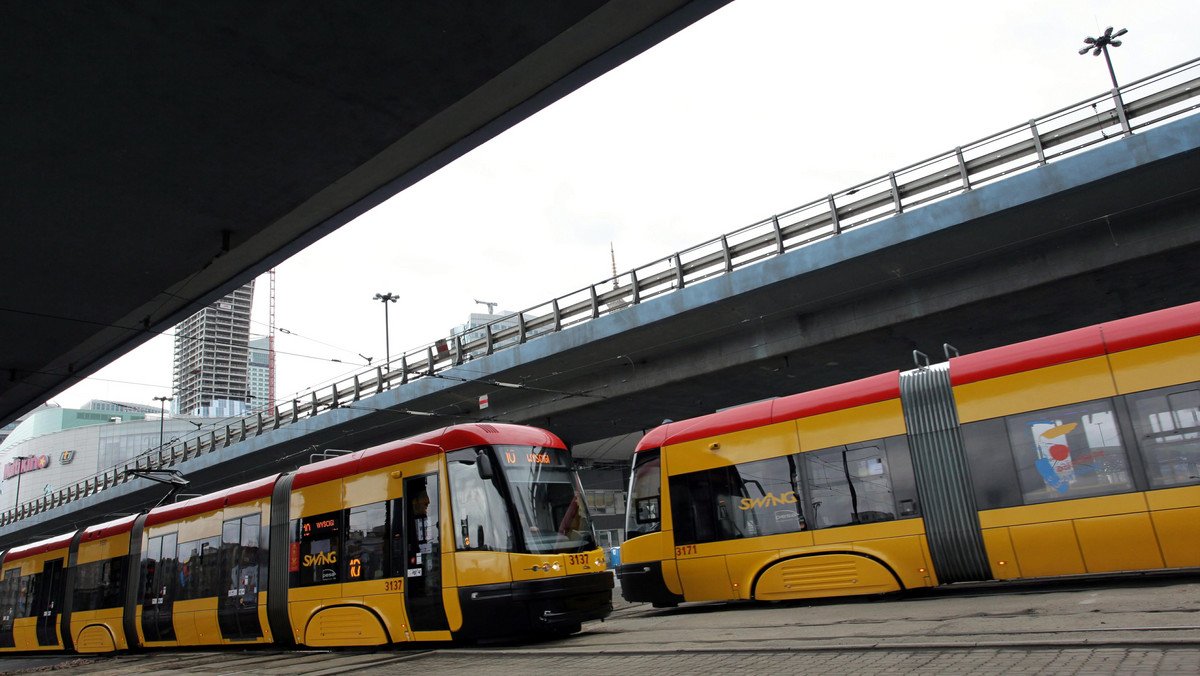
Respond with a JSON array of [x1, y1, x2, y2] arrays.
[[53, 0, 1200, 411]]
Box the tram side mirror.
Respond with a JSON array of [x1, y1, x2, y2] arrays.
[[475, 450, 494, 481]]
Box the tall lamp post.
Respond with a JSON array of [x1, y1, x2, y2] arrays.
[[1080, 26, 1130, 135], [373, 293, 398, 371], [1079, 26, 1127, 89], [11, 455, 32, 512], [153, 395, 173, 450]]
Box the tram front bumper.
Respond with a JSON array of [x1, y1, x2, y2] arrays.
[[617, 560, 685, 606], [457, 571, 614, 638]]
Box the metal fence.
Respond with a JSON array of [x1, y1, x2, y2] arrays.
[[4, 57, 1198, 529]]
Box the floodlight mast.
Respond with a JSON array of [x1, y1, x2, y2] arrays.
[[1078, 26, 1130, 136], [373, 293, 399, 371], [1079, 26, 1128, 89]]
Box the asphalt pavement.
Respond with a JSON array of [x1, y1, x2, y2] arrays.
[[3, 573, 1198, 675]]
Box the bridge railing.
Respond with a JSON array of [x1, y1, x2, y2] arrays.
[[4, 57, 1199, 530]]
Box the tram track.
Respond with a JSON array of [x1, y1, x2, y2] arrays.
[[4, 581, 1199, 674], [3, 630, 1198, 675], [0, 648, 439, 676]]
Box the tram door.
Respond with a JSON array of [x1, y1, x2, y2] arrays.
[[219, 514, 263, 640], [403, 474, 448, 631], [140, 533, 177, 642], [34, 559, 64, 646], [0, 568, 18, 648]]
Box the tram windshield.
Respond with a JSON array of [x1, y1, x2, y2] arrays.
[[447, 446, 597, 555], [624, 449, 661, 538], [497, 445, 597, 554]]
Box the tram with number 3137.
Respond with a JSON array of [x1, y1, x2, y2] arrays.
[[1, 423, 612, 653]]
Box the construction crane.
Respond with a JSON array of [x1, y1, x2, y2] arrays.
[[475, 299, 498, 314]]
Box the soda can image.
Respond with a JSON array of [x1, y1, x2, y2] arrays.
[[1030, 420, 1077, 488]]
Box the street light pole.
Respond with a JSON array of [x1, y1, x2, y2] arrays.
[[12, 455, 31, 511], [373, 293, 398, 371], [1079, 26, 1128, 89], [1079, 26, 1130, 135], [153, 395, 173, 450]]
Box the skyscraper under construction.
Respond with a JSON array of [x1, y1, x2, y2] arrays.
[[172, 281, 255, 417]]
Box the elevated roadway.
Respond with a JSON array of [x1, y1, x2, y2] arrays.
[[0, 1, 732, 428]]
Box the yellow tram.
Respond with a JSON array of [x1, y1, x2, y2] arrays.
[[1, 423, 611, 652], [617, 303, 1200, 605]]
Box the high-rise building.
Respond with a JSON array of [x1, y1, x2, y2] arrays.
[[248, 337, 272, 412], [450, 309, 549, 359], [172, 282, 255, 417], [451, 311, 519, 359]]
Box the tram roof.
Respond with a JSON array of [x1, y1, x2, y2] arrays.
[[4, 531, 75, 560], [635, 301, 1200, 453], [636, 371, 902, 451], [292, 422, 567, 490], [81, 514, 139, 542], [145, 473, 281, 527], [949, 300, 1200, 386]]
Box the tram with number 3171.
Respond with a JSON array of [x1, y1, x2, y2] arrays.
[[1, 423, 611, 653], [618, 302, 1200, 606]]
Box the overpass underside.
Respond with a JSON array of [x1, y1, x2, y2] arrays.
[[5, 107, 1200, 548]]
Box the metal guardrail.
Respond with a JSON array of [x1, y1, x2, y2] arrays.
[[4, 57, 1199, 529]]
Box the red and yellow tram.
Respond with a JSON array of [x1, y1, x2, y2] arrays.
[[1, 423, 611, 653], [617, 303, 1200, 605]]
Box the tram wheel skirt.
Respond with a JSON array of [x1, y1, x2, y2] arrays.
[[754, 554, 901, 601], [303, 606, 388, 647], [74, 625, 118, 653]]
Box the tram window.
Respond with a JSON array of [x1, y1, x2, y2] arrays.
[[805, 444, 897, 529], [346, 502, 387, 581], [733, 456, 806, 536], [0, 568, 17, 631], [72, 556, 127, 611], [18, 572, 41, 619], [141, 535, 161, 606], [625, 450, 661, 538], [292, 510, 343, 587], [1004, 399, 1133, 504], [141, 532, 179, 605], [177, 537, 220, 600], [962, 419, 1023, 510], [222, 514, 265, 603], [447, 451, 514, 552], [10, 571, 39, 619], [879, 436, 921, 518], [1126, 385, 1200, 489], [1, 569, 16, 623], [669, 456, 808, 546], [668, 469, 716, 545]]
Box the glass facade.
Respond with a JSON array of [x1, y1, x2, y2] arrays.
[[1, 415, 208, 512]]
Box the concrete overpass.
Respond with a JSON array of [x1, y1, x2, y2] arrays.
[[0, 1, 732, 429], [3, 60, 1199, 547]]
